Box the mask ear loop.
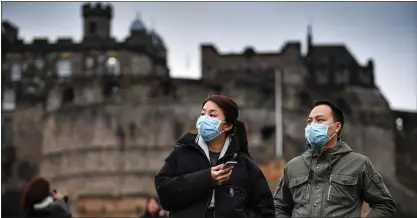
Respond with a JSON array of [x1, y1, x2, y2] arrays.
[[218, 121, 228, 135], [328, 122, 340, 139]]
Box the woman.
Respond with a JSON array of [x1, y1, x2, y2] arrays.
[[20, 176, 72, 218], [155, 95, 275, 218], [140, 196, 168, 218]]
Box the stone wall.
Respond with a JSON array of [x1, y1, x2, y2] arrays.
[[2, 104, 44, 191], [40, 74, 405, 213]]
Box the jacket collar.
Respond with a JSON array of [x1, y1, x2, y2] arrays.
[[177, 133, 239, 157], [196, 134, 231, 160], [33, 196, 54, 210]]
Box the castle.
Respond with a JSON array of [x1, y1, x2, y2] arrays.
[[2, 3, 417, 217]]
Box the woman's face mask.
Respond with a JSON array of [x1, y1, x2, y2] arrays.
[[196, 115, 226, 141]]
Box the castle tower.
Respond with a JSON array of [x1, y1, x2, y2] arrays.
[[307, 24, 313, 54], [82, 3, 112, 40]]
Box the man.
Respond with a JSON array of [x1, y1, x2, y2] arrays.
[[273, 100, 396, 217]]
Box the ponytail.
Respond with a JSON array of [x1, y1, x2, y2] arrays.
[[234, 120, 251, 157]]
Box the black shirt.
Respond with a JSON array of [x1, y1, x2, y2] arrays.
[[209, 151, 221, 166]]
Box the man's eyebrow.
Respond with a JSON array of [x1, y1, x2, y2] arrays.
[[308, 115, 325, 119]]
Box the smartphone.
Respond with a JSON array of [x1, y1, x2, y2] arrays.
[[221, 161, 237, 170]]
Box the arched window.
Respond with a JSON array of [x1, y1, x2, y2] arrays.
[[57, 60, 72, 77], [106, 57, 120, 76], [62, 87, 74, 105], [1, 117, 13, 147], [2, 89, 16, 111], [396, 117, 403, 131], [299, 91, 313, 108], [11, 63, 21, 81], [261, 126, 275, 141], [102, 82, 120, 97]]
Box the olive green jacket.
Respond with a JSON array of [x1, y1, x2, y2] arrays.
[[273, 141, 396, 217]]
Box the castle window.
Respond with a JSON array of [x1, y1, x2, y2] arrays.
[[335, 69, 349, 85], [11, 63, 21, 81], [299, 91, 313, 108], [106, 57, 120, 76], [396, 117, 403, 131], [2, 89, 16, 111], [359, 70, 372, 85], [85, 57, 94, 69], [35, 59, 44, 70], [102, 82, 120, 97], [1, 117, 13, 147], [316, 70, 329, 85], [57, 60, 72, 77], [89, 22, 97, 34], [261, 126, 275, 141], [62, 87, 74, 105], [129, 121, 137, 138]]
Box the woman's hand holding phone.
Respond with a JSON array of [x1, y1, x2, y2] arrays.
[[211, 163, 235, 185]]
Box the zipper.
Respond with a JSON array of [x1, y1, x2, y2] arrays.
[[214, 187, 216, 218], [187, 142, 213, 217], [186, 138, 236, 218], [327, 177, 332, 201], [203, 195, 211, 217]]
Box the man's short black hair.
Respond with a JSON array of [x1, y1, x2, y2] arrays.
[[313, 100, 345, 136]]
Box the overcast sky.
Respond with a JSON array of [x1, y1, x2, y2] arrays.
[[2, 2, 417, 111]]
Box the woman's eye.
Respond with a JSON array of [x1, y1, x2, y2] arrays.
[[210, 114, 216, 117]]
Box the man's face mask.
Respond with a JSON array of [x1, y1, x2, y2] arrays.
[[196, 115, 226, 142], [305, 123, 337, 149]]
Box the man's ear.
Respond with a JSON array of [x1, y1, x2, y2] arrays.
[[336, 122, 342, 133]]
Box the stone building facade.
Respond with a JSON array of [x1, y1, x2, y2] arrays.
[[1, 3, 416, 217]]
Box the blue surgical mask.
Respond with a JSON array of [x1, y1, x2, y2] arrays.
[[305, 123, 337, 149], [196, 115, 226, 142]]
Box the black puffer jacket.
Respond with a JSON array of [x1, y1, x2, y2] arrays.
[[155, 133, 275, 218]]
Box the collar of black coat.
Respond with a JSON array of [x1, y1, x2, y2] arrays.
[[33, 196, 54, 210], [177, 133, 240, 157]]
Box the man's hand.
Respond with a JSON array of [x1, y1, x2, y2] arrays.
[[211, 164, 233, 185]]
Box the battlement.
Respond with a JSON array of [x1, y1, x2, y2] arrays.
[[82, 3, 112, 19]]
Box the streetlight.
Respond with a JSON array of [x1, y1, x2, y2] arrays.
[[275, 68, 283, 158]]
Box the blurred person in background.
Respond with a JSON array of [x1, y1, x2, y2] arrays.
[[155, 94, 275, 218], [273, 100, 396, 217], [20, 176, 72, 218], [140, 196, 167, 218]]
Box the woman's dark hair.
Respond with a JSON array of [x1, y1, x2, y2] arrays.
[[202, 94, 250, 155], [20, 176, 51, 216]]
